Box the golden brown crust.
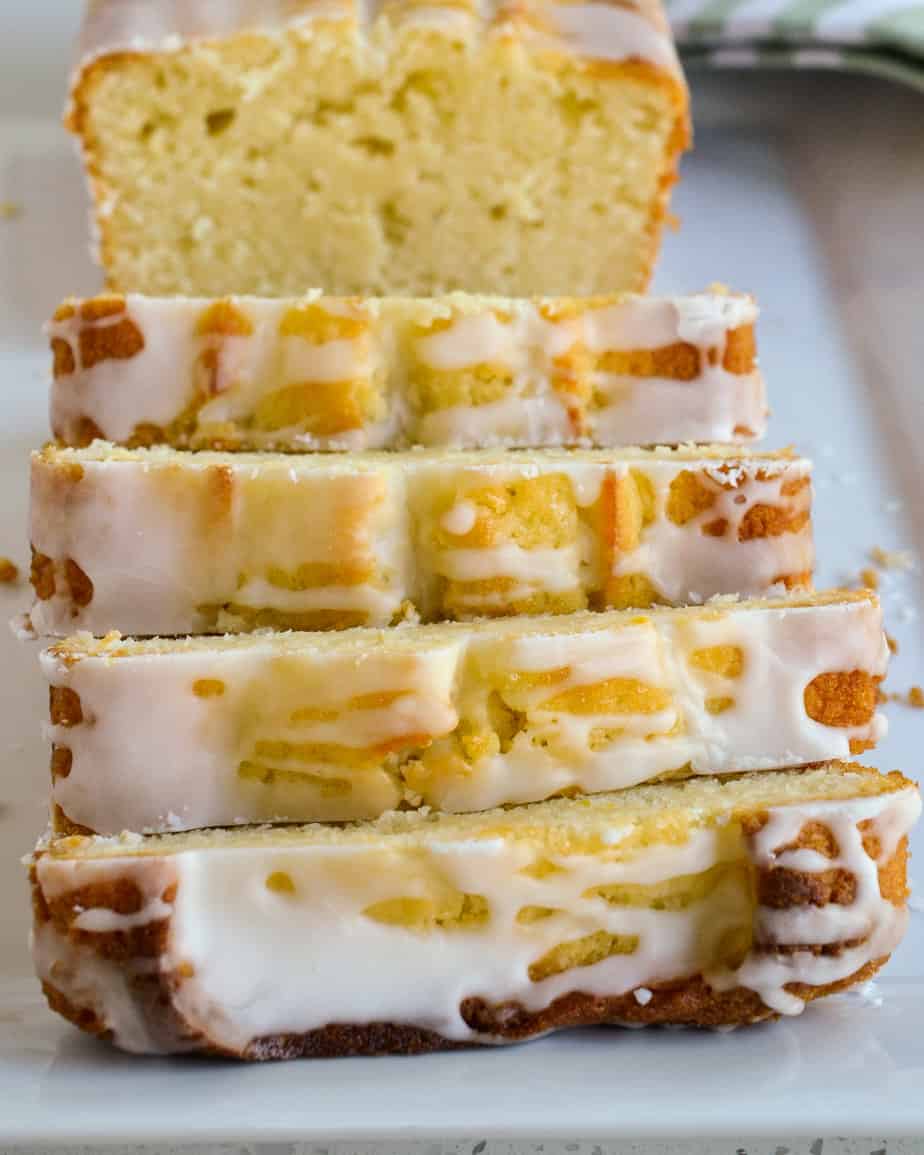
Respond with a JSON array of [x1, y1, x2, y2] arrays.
[[50, 801, 104, 836], [804, 670, 881, 729], [67, 52, 143, 289], [38, 957, 894, 1060], [50, 747, 73, 781], [635, 71, 689, 292], [79, 316, 145, 370], [51, 338, 76, 379], [30, 548, 56, 601], [738, 503, 810, 542], [776, 570, 813, 591], [598, 340, 700, 381], [49, 686, 83, 727], [42, 980, 109, 1039], [723, 325, 756, 374]]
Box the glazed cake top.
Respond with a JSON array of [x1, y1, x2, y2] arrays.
[[75, 0, 684, 78]]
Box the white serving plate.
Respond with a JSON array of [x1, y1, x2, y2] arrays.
[[0, 10, 922, 1141]]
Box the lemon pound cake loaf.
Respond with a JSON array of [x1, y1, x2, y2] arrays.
[[49, 290, 765, 451], [29, 444, 813, 636], [43, 592, 887, 833], [67, 0, 689, 297], [31, 766, 921, 1057]]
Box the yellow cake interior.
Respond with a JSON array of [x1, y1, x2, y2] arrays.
[[71, 4, 688, 296]]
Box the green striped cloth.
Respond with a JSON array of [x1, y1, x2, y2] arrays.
[[667, 0, 924, 88]]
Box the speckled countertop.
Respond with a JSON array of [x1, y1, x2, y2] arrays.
[[8, 1142, 924, 1154]]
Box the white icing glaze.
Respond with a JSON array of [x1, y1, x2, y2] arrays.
[[32, 921, 166, 1054], [436, 544, 582, 588], [440, 500, 479, 536], [32, 782, 920, 1053], [43, 594, 888, 833], [534, 2, 682, 75], [48, 292, 766, 453], [591, 371, 765, 447], [674, 295, 756, 347], [415, 394, 575, 449], [416, 311, 517, 370]]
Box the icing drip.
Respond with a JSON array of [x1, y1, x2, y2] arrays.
[[706, 790, 922, 1014], [610, 460, 813, 604], [440, 501, 479, 536]]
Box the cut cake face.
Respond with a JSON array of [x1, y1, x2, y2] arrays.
[[68, 0, 689, 296]]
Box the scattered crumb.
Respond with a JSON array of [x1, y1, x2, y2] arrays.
[[870, 546, 913, 571], [0, 201, 22, 220], [0, 558, 19, 585], [633, 987, 653, 1006], [665, 212, 681, 233], [843, 979, 883, 1007], [886, 633, 899, 655], [881, 686, 924, 709], [859, 567, 879, 590]]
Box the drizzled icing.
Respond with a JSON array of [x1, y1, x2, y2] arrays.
[[609, 463, 812, 604], [48, 292, 765, 452], [29, 445, 811, 637], [706, 789, 922, 1014], [31, 779, 920, 1054], [42, 593, 887, 833]]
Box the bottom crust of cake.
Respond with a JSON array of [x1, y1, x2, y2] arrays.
[[41, 959, 887, 1061]]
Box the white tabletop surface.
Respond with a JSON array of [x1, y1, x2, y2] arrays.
[[1, 4, 924, 1151]]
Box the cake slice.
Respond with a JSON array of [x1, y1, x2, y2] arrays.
[[29, 444, 813, 636], [30, 765, 920, 1058], [67, 0, 689, 297], [43, 591, 887, 833], [48, 290, 765, 451]]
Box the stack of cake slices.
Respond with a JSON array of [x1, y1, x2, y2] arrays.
[[27, 288, 920, 1058], [23, 0, 919, 1060]]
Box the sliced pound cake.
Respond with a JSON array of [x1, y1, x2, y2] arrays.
[[31, 766, 921, 1057], [29, 444, 814, 635], [49, 289, 764, 451], [43, 592, 887, 832], [67, 0, 689, 296]]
